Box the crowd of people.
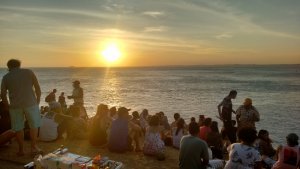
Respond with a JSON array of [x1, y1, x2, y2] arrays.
[[1, 59, 300, 169]]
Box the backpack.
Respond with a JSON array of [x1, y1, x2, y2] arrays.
[[45, 94, 51, 103]]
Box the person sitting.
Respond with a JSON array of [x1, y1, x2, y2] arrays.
[[158, 111, 170, 131], [39, 102, 72, 141], [224, 127, 262, 169], [58, 92, 67, 112], [207, 121, 223, 159], [42, 106, 49, 115], [108, 107, 132, 153], [0, 100, 14, 145], [256, 130, 276, 169], [198, 115, 205, 127], [109, 106, 117, 120], [89, 104, 111, 146], [199, 118, 212, 142], [130, 111, 143, 152], [140, 109, 149, 134], [179, 122, 209, 169], [0, 100, 11, 135], [143, 115, 166, 160], [68, 106, 87, 139], [190, 117, 196, 123], [272, 133, 300, 169], [236, 98, 260, 130], [0, 130, 15, 146], [170, 113, 181, 129], [172, 118, 188, 149]]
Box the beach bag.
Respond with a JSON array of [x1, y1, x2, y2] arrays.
[[45, 94, 51, 103]]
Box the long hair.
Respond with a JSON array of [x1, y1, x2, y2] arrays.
[[176, 118, 185, 136], [210, 121, 219, 133]]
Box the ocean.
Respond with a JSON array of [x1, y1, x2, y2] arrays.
[[1, 65, 300, 145]]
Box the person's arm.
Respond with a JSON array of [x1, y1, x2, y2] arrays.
[[235, 106, 241, 123], [217, 101, 223, 119], [54, 113, 72, 124], [32, 71, 41, 105], [252, 106, 260, 122], [275, 145, 282, 161], [0, 79, 9, 106]]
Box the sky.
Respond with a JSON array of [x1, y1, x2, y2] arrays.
[[0, 0, 300, 67]]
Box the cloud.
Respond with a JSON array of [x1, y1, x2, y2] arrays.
[[143, 26, 168, 32], [184, 0, 300, 39], [0, 6, 112, 20], [142, 11, 164, 18], [215, 33, 233, 39]]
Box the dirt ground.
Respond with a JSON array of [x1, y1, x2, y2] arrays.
[[0, 139, 179, 169]]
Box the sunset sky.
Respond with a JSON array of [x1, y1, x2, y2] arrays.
[[0, 0, 300, 67]]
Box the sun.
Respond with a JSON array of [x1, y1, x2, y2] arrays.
[[101, 43, 121, 63]]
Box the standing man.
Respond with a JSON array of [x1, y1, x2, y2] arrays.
[[217, 90, 237, 143], [45, 89, 57, 104], [67, 80, 88, 119], [236, 98, 260, 130], [1, 59, 42, 156], [67, 80, 83, 106], [179, 122, 209, 169]]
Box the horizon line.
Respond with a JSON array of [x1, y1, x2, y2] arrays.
[[0, 63, 299, 69]]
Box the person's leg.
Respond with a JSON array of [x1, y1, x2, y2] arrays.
[[9, 108, 25, 155], [29, 127, 40, 152], [15, 130, 25, 156], [224, 120, 235, 143], [24, 105, 42, 153], [0, 130, 16, 145]]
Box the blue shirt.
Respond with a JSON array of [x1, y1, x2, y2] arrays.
[[108, 118, 129, 152], [1, 68, 39, 108]]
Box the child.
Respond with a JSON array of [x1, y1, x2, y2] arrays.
[[130, 111, 143, 152]]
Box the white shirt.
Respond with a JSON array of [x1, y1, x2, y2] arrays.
[[224, 143, 261, 169], [39, 112, 58, 141]]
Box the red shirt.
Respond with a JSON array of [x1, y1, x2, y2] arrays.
[[199, 126, 211, 142]]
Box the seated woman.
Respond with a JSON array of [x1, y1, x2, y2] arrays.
[[89, 104, 110, 146], [207, 121, 223, 159], [199, 118, 212, 142], [172, 118, 188, 149], [140, 109, 149, 134], [108, 107, 132, 153], [143, 115, 166, 160], [272, 133, 300, 169], [257, 130, 276, 169], [130, 111, 143, 152], [224, 127, 262, 169], [39, 102, 72, 141], [68, 106, 88, 139]]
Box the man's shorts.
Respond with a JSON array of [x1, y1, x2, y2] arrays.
[[9, 105, 41, 131]]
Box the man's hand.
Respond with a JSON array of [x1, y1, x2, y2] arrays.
[[67, 96, 72, 99]]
